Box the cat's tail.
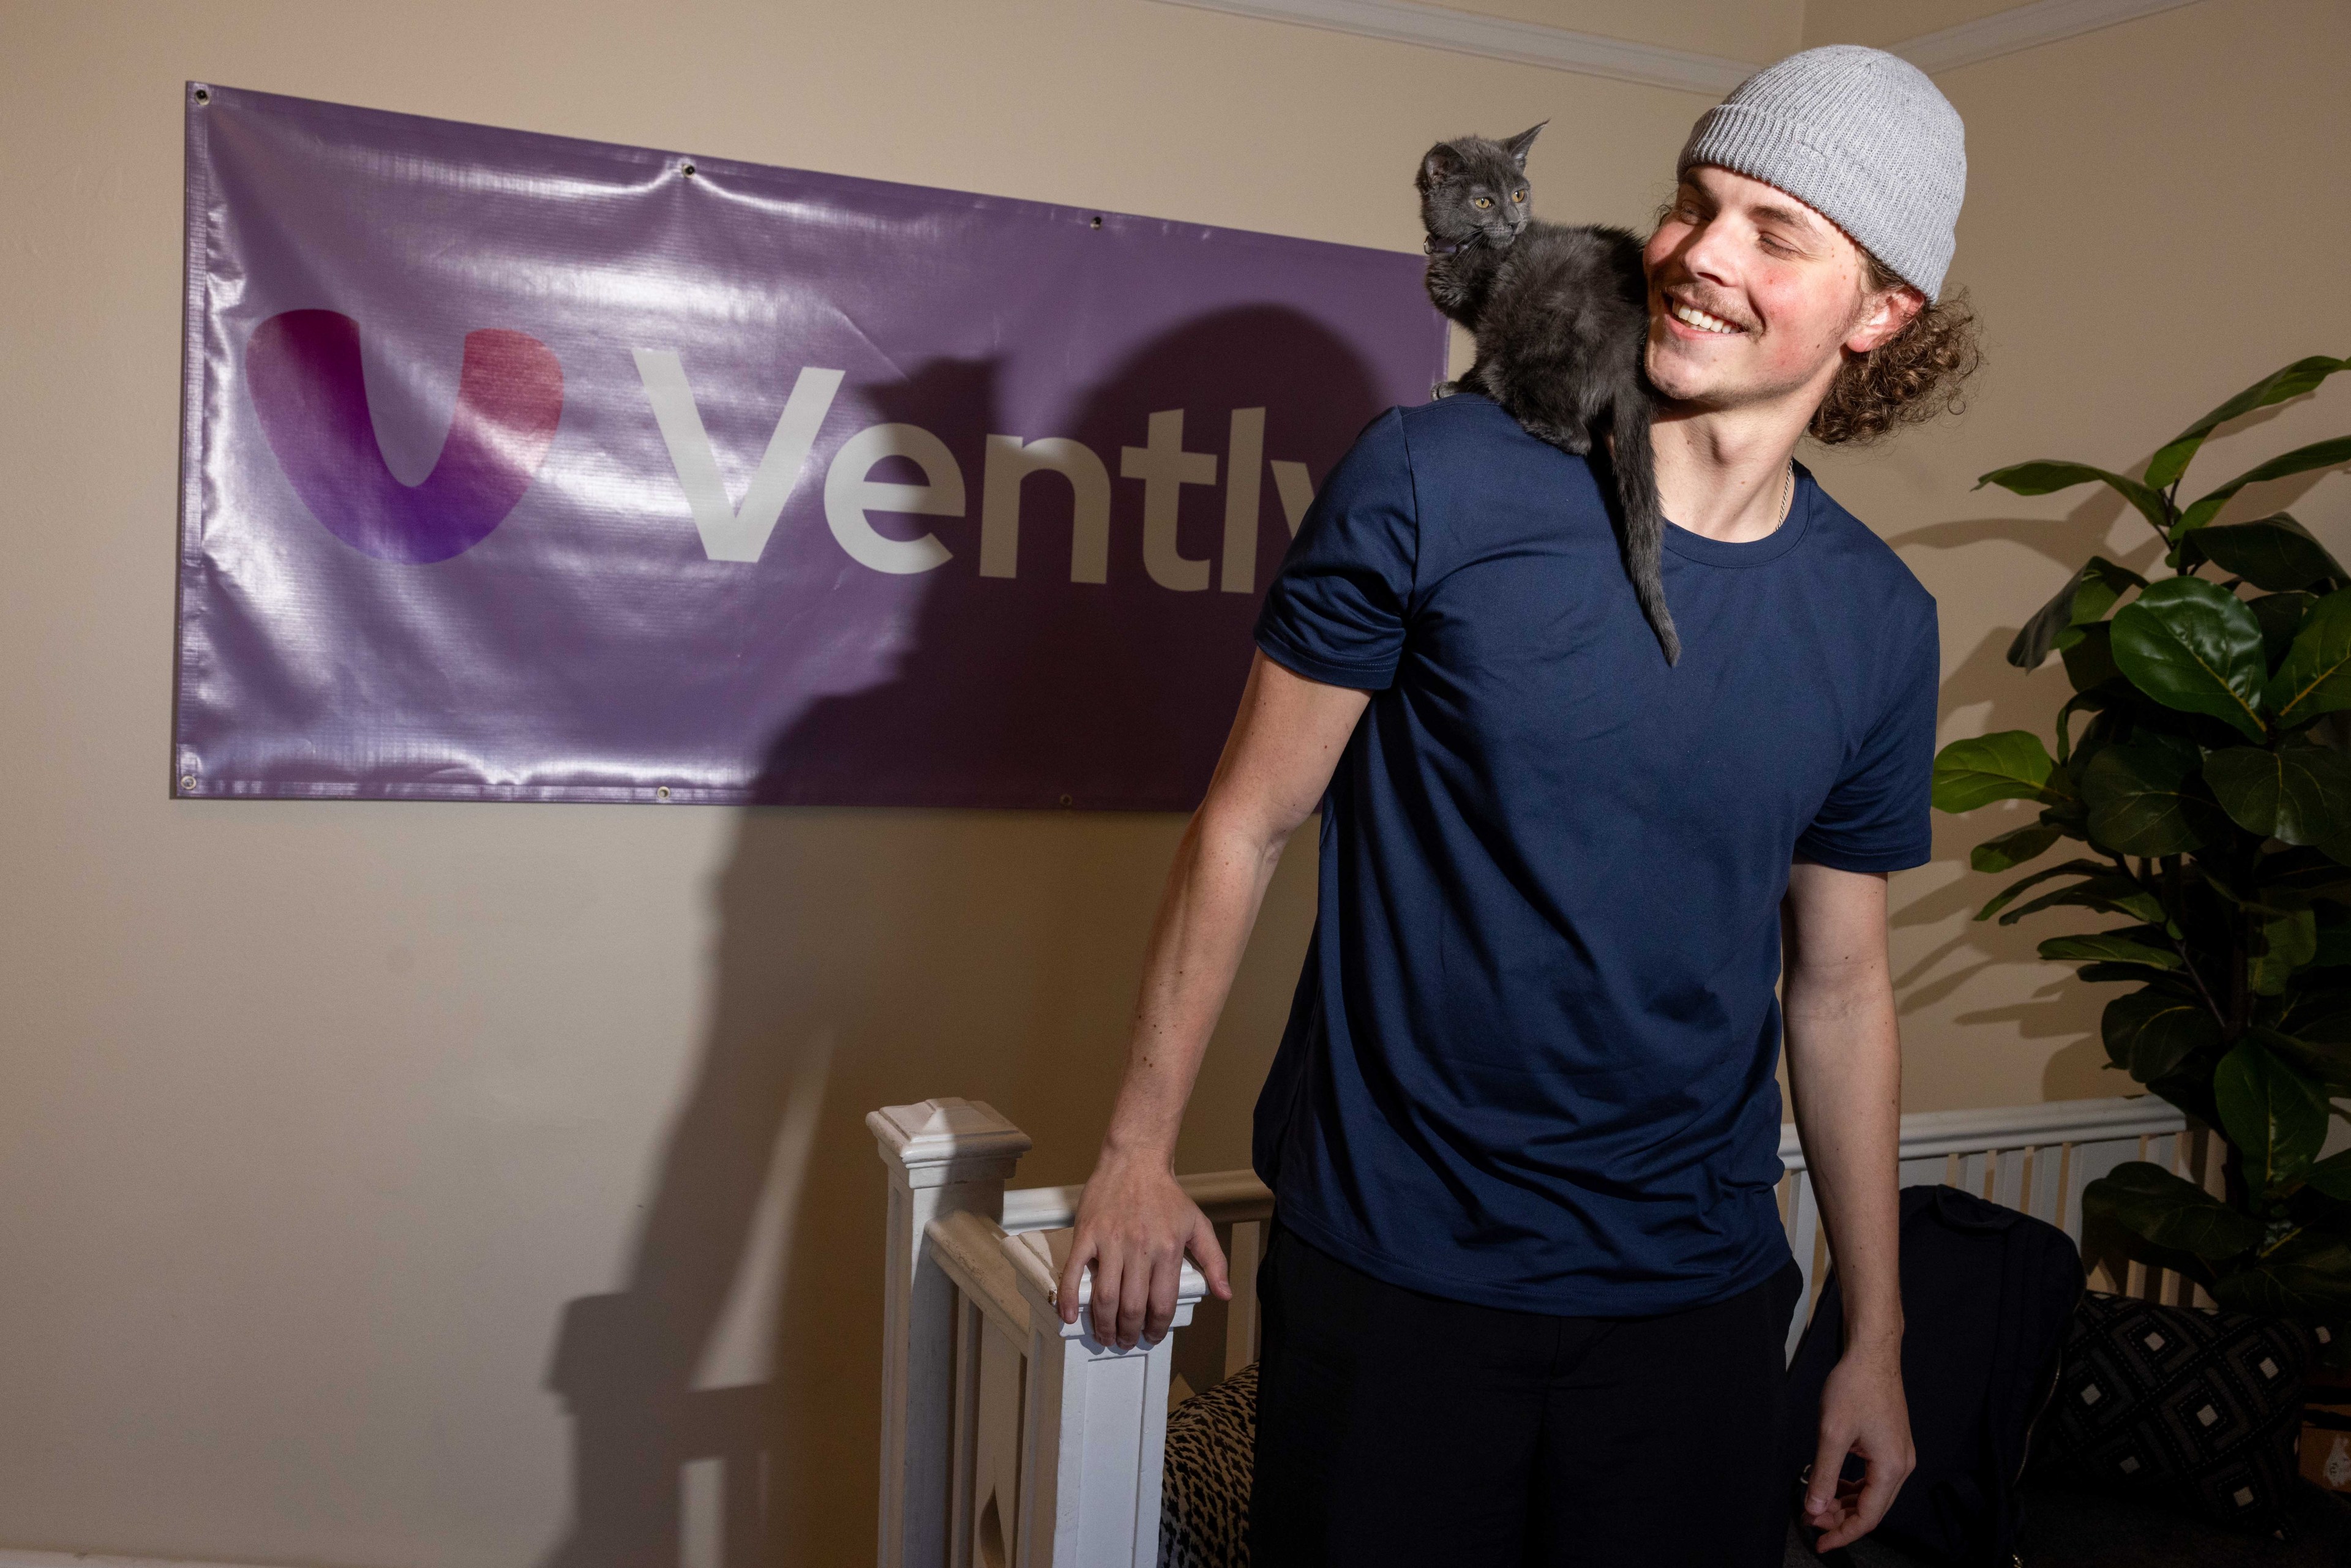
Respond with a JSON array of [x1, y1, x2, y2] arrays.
[[1610, 392, 1679, 666]]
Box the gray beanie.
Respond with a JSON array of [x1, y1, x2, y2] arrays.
[[1678, 44, 1966, 299]]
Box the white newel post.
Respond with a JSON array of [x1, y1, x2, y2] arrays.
[[1000, 1227, 1207, 1567], [871, 1098, 1033, 1568]]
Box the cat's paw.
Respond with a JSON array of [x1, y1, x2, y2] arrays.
[[1430, 379, 1460, 400]]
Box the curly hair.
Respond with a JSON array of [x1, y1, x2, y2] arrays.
[[1807, 250, 1983, 445]]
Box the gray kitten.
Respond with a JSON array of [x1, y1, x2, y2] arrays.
[[1419, 123, 1677, 666]]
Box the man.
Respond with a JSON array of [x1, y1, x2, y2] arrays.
[[1059, 45, 1979, 1566]]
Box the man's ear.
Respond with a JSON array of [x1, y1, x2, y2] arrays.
[[1501, 121, 1547, 171], [1846, 283, 1925, 354]]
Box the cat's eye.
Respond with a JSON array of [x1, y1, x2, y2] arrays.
[[1474, 197, 1493, 209], [1513, 190, 1527, 203]]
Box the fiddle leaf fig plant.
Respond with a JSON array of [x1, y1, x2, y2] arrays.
[[1933, 353, 2351, 1343]]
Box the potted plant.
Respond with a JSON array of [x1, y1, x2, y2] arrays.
[[1931, 353, 2351, 1347]]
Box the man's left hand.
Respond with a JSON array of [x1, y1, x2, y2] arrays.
[[1803, 1339, 1914, 1550]]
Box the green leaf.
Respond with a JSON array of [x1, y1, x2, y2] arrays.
[[2102, 988, 2223, 1083], [2079, 733, 2224, 855], [2312, 906, 2351, 969], [2214, 1035, 2328, 1193], [2308, 1148, 2351, 1202], [2254, 844, 2351, 894], [2277, 985, 2351, 1045], [2078, 960, 2193, 986], [2083, 1161, 2260, 1260], [2265, 590, 2351, 726], [1933, 730, 2057, 812], [2109, 576, 2270, 741], [2249, 591, 2315, 669], [1998, 874, 2166, 928], [2060, 621, 2122, 693], [2052, 689, 2112, 766], [2250, 904, 2319, 996], [2211, 1232, 2351, 1319], [2256, 1029, 2351, 1094], [2145, 1065, 2225, 1133], [2039, 931, 2181, 969], [1970, 821, 2063, 873], [2006, 556, 2148, 670], [2143, 355, 2351, 491], [2178, 436, 2351, 535], [1976, 460, 2173, 537], [2202, 743, 2351, 844], [1975, 858, 2112, 921], [2193, 514, 2347, 593]]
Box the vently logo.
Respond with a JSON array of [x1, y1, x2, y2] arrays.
[[246, 309, 564, 563], [246, 311, 1320, 581], [634, 351, 1319, 591]]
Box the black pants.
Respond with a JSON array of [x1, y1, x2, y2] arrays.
[[1249, 1217, 1804, 1567]]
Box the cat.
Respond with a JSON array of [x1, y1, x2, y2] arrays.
[[1417, 122, 1678, 666]]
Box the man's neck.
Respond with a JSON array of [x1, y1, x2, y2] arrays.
[[1649, 398, 1815, 544]]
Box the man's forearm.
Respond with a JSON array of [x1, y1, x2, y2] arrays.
[[1099, 802, 1292, 1161], [1783, 962, 1905, 1345], [1063, 651, 1365, 1344]]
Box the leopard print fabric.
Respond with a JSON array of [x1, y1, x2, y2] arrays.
[[1158, 1362, 1256, 1568]]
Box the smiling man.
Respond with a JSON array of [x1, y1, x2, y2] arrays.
[[1060, 45, 1980, 1567]]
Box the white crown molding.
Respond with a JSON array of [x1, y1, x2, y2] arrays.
[[1150, 0, 2214, 88], [1150, 0, 1757, 94], [1891, 0, 2210, 73]]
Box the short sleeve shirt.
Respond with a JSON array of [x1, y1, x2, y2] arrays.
[[1251, 392, 1940, 1316]]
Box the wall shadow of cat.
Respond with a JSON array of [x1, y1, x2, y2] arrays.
[[537, 309, 1385, 1568]]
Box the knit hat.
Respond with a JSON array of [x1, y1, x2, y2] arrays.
[[1678, 44, 1966, 299]]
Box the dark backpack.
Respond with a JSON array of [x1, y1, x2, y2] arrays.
[[1783, 1184, 2083, 1566]]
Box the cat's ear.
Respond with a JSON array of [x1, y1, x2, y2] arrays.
[[1419, 143, 1462, 188], [1502, 121, 1547, 170]]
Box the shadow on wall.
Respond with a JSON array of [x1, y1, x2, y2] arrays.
[[538, 312, 1382, 1567]]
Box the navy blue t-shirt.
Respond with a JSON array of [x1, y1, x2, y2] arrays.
[[1250, 392, 1940, 1316]]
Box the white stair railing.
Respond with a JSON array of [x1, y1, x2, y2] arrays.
[[876, 1092, 2200, 1566]]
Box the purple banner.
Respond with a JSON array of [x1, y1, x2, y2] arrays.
[[173, 83, 1445, 809]]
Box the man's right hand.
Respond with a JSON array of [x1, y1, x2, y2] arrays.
[[1057, 1148, 1231, 1351]]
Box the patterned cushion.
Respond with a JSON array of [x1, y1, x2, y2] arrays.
[[2031, 1290, 2313, 1534], [1160, 1362, 1255, 1568]]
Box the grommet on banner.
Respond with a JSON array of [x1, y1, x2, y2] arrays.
[[193, 88, 210, 105], [180, 775, 197, 791], [656, 785, 672, 800], [681, 162, 697, 178], [1089, 215, 1103, 230], [1059, 793, 1074, 808]]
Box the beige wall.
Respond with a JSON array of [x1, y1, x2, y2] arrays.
[[0, 0, 2345, 1563]]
